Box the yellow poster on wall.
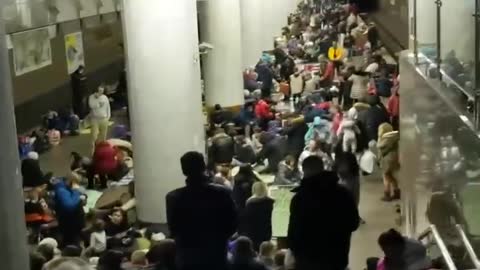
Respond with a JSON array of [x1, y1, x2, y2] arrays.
[[65, 32, 85, 74]]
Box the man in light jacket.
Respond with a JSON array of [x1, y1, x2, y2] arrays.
[[88, 86, 111, 153]]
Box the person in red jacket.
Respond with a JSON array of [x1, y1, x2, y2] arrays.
[[88, 141, 119, 189], [255, 98, 274, 131]]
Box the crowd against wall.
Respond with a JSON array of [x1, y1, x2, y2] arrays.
[[19, 0, 446, 270]]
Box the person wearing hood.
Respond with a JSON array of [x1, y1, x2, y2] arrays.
[[367, 229, 431, 270], [229, 237, 269, 270], [365, 95, 390, 142], [166, 152, 237, 270], [256, 133, 288, 174], [304, 116, 331, 144], [377, 123, 400, 201], [288, 155, 360, 270], [53, 172, 86, 247]]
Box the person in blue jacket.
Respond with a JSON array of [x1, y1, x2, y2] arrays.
[[53, 172, 86, 247]]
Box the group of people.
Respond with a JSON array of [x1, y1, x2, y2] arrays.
[[20, 0, 420, 270]]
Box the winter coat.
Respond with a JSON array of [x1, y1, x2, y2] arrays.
[[378, 130, 400, 173], [238, 196, 275, 249], [209, 133, 235, 164], [365, 104, 390, 142], [288, 172, 359, 269], [166, 178, 237, 269], [257, 135, 288, 173]]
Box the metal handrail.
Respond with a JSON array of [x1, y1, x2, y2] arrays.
[[456, 224, 480, 269], [418, 225, 457, 270]]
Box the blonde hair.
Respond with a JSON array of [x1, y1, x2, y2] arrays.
[[251, 181, 268, 198], [67, 171, 82, 185], [259, 241, 276, 257], [130, 250, 147, 265], [378, 123, 393, 139]]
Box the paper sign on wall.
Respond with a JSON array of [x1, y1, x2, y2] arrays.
[[64, 32, 85, 74], [12, 27, 52, 76]]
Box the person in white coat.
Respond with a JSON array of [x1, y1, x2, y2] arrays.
[[89, 86, 111, 153], [290, 69, 304, 98]]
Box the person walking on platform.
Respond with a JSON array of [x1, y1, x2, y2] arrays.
[[166, 152, 237, 270], [88, 86, 111, 153], [288, 156, 359, 270]]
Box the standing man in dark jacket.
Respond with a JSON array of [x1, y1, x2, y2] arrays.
[[166, 152, 237, 270], [255, 62, 274, 98], [70, 66, 88, 119], [288, 156, 360, 270]]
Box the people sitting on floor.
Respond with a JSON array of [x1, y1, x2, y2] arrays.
[[304, 116, 332, 144], [104, 209, 130, 248], [234, 135, 257, 166], [256, 132, 288, 174], [275, 155, 301, 185], [88, 141, 122, 189], [210, 104, 228, 128], [208, 128, 235, 168], [238, 182, 274, 251], [229, 236, 269, 270], [255, 98, 274, 130]]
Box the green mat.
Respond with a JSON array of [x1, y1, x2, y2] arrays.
[[271, 186, 294, 237]]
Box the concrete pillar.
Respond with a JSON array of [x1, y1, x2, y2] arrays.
[[122, 0, 206, 223], [201, 0, 244, 109], [0, 2, 30, 268], [241, 0, 264, 68], [261, 0, 278, 50]]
